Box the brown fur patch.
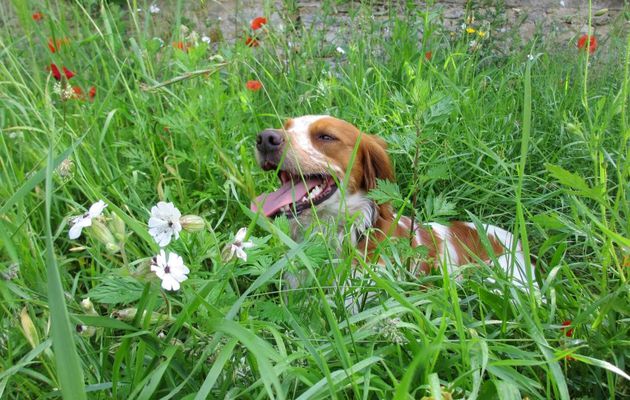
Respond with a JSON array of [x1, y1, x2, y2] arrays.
[[448, 221, 505, 263]]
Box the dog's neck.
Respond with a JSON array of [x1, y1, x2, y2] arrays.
[[288, 191, 383, 247]]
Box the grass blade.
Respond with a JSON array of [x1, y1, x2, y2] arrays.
[[44, 143, 86, 399]]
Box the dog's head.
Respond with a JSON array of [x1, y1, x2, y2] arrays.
[[251, 115, 394, 224]]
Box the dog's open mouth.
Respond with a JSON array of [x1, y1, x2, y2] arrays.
[[251, 171, 338, 218]]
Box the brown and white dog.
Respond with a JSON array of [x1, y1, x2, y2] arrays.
[[251, 115, 535, 290]]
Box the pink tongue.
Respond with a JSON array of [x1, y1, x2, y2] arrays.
[[251, 177, 323, 217]]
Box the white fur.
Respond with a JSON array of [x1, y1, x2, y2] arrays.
[[289, 189, 376, 246], [428, 223, 459, 273], [463, 222, 534, 289]]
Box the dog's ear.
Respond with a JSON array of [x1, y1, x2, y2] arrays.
[[360, 133, 395, 190]]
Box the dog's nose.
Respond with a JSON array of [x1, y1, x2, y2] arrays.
[[256, 129, 284, 153]]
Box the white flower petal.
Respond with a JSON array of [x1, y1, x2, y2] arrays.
[[235, 247, 247, 261], [88, 200, 107, 218], [161, 275, 180, 291], [241, 241, 254, 249], [69, 223, 84, 239], [235, 227, 247, 242], [148, 202, 182, 246], [148, 217, 168, 229]]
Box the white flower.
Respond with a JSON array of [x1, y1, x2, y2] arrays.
[[527, 54, 535, 61], [560, 0, 565, 6], [201, 35, 211, 44], [69, 200, 107, 239], [336, 46, 345, 55], [227, 228, 254, 261], [149, 3, 160, 14], [150, 250, 189, 291], [148, 202, 182, 247]]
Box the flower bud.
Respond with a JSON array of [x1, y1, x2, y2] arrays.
[[110, 213, 126, 242], [91, 219, 120, 253], [112, 307, 137, 321], [595, 8, 608, 16], [76, 324, 96, 337], [81, 297, 97, 315], [112, 308, 172, 324], [20, 307, 40, 349], [180, 215, 205, 232]]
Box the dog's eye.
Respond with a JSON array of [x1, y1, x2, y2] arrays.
[[318, 134, 336, 141]]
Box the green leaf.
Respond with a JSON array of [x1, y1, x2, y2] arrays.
[[545, 164, 603, 201], [88, 276, 145, 305], [572, 354, 630, 381], [367, 179, 403, 207], [424, 194, 457, 219], [45, 143, 86, 399]]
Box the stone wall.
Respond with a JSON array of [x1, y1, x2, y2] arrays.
[[153, 0, 626, 46]]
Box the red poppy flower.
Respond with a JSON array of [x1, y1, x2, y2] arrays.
[[88, 86, 96, 100], [172, 41, 189, 52], [577, 34, 597, 54], [62, 67, 75, 80], [246, 80, 263, 91], [251, 16, 267, 30], [561, 320, 574, 337], [49, 63, 62, 80], [32, 12, 43, 21], [424, 51, 432, 61], [245, 37, 259, 47]]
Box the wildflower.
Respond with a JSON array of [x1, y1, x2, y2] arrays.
[[180, 215, 205, 232], [245, 37, 259, 47], [560, 1, 566, 7], [72, 86, 83, 99], [561, 320, 574, 337], [201, 35, 211, 44], [57, 84, 75, 101], [246, 80, 263, 91], [62, 66, 75, 79], [150, 250, 189, 291], [148, 201, 182, 247], [173, 41, 189, 52], [57, 158, 74, 178], [47, 37, 69, 53], [251, 16, 267, 30], [68, 200, 107, 240], [88, 86, 96, 100], [224, 227, 254, 262], [149, 3, 160, 14], [336, 46, 346, 55], [49, 63, 62, 80], [577, 34, 597, 54], [477, 30, 487, 38], [377, 317, 407, 345], [466, 27, 476, 34], [32, 12, 43, 21], [527, 54, 535, 61], [424, 51, 432, 60]]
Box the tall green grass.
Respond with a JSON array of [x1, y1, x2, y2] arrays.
[[0, 1, 628, 399]]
